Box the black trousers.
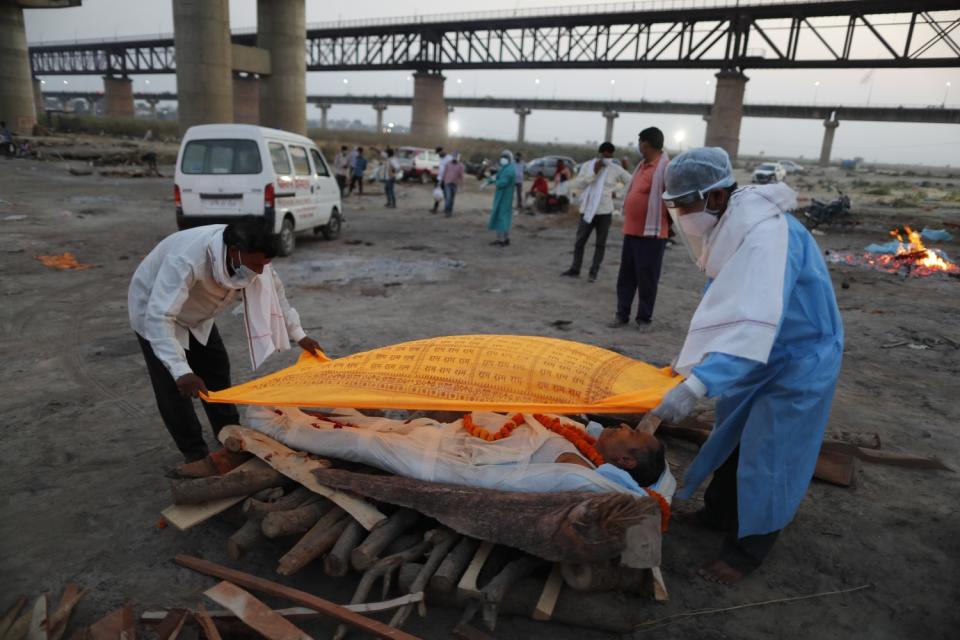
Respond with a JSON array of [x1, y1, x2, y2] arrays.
[[568, 214, 612, 277], [348, 175, 363, 195], [136, 326, 239, 462], [335, 174, 347, 195], [703, 448, 780, 573], [615, 235, 667, 324]]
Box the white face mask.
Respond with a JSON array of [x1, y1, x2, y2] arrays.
[[601, 157, 612, 166], [499, 157, 509, 166], [229, 253, 259, 288], [668, 207, 719, 267]]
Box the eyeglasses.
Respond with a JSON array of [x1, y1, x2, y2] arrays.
[[662, 189, 706, 209]]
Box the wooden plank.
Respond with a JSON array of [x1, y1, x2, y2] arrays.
[[161, 495, 246, 531], [153, 609, 188, 640], [650, 567, 669, 602], [194, 604, 222, 640], [175, 554, 421, 640], [47, 584, 86, 640], [457, 541, 495, 597], [87, 605, 135, 640], [27, 594, 48, 640], [205, 581, 311, 640], [0, 596, 28, 637], [532, 564, 563, 621], [219, 425, 385, 530]]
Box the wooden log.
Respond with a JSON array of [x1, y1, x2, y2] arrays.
[[334, 539, 431, 640], [27, 593, 47, 640], [194, 604, 222, 640], [400, 562, 655, 633], [47, 584, 85, 640], [243, 487, 315, 520], [219, 426, 386, 530], [86, 604, 135, 640], [383, 533, 423, 559], [277, 508, 349, 576], [532, 564, 563, 621], [0, 596, 28, 637], [227, 520, 265, 561], [311, 467, 660, 565], [560, 560, 649, 593], [250, 487, 285, 502], [325, 520, 366, 577], [204, 581, 311, 640], [432, 537, 479, 593], [479, 555, 545, 631], [815, 449, 858, 487], [352, 509, 422, 571], [169, 459, 285, 505], [261, 500, 331, 539], [390, 529, 460, 629], [175, 554, 420, 640]]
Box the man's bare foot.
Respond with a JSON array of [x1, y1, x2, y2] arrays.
[[697, 559, 745, 585]]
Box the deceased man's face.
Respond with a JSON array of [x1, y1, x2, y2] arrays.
[[596, 424, 660, 470]]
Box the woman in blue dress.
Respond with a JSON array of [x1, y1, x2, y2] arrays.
[[487, 150, 516, 247]]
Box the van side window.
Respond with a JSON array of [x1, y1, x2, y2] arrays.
[[269, 142, 292, 175], [289, 145, 311, 176], [310, 149, 330, 177]]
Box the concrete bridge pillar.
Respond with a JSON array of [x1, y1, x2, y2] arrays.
[[704, 69, 748, 160], [145, 97, 160, 119], [103, 76, 134, 117], [316, 102, 331, 129], [411, 71, 447, 140], [514, 107, 531, 143], [257, 0, 306, 134], [33, 78, 45, 119], [0, 3, 37, 133], [819, 116, 839, 166], [233, 73, 260, 125], [602, 110, 619, 142], [173, 0, 233, 134], [373, 103, 387, 133]]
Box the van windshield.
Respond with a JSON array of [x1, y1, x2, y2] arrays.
[[181, 139, 262, 174]]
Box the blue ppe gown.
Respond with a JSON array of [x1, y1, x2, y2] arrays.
[[487, 165, 516, 233], [679, 214, 844, 538]]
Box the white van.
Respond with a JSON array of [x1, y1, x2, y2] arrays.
[[174, 124, 343, 256]]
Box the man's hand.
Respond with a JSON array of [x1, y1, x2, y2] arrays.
[[176, 373, 208, 398], [298, 336, 324, 357], [593, 158, 603, 174]]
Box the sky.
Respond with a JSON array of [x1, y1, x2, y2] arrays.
[[24, 0, 960, 165]]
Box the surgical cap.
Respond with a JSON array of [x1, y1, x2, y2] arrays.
[[662, 147, 735, 200]]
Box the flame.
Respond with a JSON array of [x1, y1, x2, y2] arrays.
[[830, 226, 959, 277]]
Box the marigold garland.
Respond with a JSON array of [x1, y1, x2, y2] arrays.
[[462, 413, 525, 441], [532, 413, 606, 467], [642, 487, 671, 532]]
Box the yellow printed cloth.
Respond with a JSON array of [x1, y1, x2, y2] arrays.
[[204, 335, 681, 414]]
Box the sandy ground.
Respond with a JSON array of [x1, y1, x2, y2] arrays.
[[1, 145, 959, 639]]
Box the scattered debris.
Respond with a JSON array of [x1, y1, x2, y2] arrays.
[[3, 215, 27, 221]]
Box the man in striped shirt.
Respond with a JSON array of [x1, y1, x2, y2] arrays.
[[609, 127, 670, 330]]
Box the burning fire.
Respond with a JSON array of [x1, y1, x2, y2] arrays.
[[832, 225, 959, 277]]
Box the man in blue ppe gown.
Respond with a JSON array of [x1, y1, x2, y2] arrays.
[[650, 147, 843, 585]]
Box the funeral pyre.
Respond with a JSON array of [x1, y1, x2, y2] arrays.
[[828, 226, 959, 277]]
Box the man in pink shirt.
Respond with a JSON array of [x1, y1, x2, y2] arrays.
[[442, 153, 466, 217], [610, 127, 670, 330]]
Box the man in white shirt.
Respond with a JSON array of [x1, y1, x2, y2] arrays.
[[128, 217, 322, 468], [333, 145, 350, 195], [561, 142, 632, 282], [432, 147, 450, 213]]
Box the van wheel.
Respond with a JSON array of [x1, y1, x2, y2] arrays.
[[419, 171, 431, 185], [320, 209, 342, 240], [277, 218, 295, 256]]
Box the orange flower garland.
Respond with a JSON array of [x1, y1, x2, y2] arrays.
[[642, 487, 672, 532], [532, 414, 606, 467], [462, 413, 525, 441]]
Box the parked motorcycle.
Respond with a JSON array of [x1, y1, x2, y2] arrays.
[[801, 187, 853, 229]]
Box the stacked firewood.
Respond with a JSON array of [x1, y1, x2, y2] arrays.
[[161, 425, 667, 637]]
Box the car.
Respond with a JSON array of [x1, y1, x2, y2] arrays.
[[525, 155, 576, 180], [751, 161, 787, 184], [778, 160, 805, 174], [175, 124, 342, 256], [396, 146, 440, 183]]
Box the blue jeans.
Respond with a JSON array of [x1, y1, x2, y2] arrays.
[[385, 178, 396, 207], [443, 183, 457, 214]]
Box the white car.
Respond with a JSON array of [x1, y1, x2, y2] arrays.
[[175, 124, 343, 256], [751, 162, 787, 184], [778, 160, 805, 174]]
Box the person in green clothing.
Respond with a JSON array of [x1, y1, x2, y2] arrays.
[[487, 149, 516, 246]]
